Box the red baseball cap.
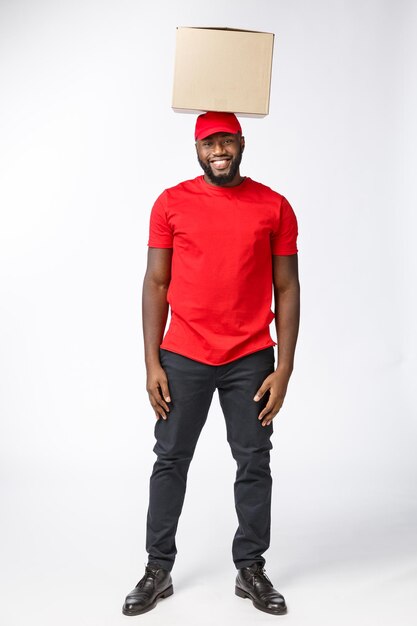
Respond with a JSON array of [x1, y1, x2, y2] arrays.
[[195, 111, 242, 141]]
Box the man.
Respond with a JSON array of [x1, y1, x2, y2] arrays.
[[123, 111, 300, 617]]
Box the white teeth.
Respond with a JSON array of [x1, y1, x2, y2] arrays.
[[212, 160, 228, 168]]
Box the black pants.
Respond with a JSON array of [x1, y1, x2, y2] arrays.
[[146, 346, 275, 571]]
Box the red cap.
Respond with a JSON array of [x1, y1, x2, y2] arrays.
[[195, 111, 242, 141]]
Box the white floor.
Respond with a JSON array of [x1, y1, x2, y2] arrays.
[[2, 466, 417, 626]]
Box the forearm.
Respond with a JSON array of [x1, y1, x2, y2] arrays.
[[142, 277, 169, 369], [254, 278, 300, 426], [274, 283, 300, 373]]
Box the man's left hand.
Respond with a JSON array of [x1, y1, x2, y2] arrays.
[[253, 368, 292, 427]]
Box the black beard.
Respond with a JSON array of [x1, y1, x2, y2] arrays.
[[198, 148, 243, 186]]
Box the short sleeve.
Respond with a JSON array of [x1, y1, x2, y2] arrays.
[[271, 196, 298, 255], [147, 191, 173, 248]]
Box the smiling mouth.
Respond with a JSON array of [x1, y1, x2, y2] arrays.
[[210, 159, 231, 170]]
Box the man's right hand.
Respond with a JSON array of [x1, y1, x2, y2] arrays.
[[146, 364, 171, 420]]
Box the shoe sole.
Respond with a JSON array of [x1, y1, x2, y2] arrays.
[[235, 585, 287, 615], [122, 585, 174, 616]]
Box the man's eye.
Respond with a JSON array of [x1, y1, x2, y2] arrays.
[[202, 141, 212, 148]]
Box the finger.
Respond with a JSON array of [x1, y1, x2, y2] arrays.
[[254, 386, 268, 402], [156, 405, 168, 420], [151, 400, 168, 420], [261, 408, 277, 426], [260, 410, 275, 425], [150, 388, 170, 413], [258, 397, 274, 420], [160, 379, 171, 404], [149, 394, 168, 420], [159, 397, 170, 413], [261, 402, 283, 426], [157, 390, 170, 413], [262, 411, 276, 426]]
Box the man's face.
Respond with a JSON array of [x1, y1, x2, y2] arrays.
[[195, 132, 245, 187]]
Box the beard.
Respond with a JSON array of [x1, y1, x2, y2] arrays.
[[197, 147, 243, 186]]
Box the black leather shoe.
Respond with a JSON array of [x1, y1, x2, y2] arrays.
[[122, 565, 173, 616], [235, 563, 287, 615]]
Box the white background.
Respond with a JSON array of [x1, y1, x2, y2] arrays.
[[1, 1, 416, 625]]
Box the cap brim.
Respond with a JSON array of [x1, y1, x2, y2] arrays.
[[196, 125, 240, 140]]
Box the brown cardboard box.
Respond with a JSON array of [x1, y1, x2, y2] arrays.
[[172, 27, 274, 117]]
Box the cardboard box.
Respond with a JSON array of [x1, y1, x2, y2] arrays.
[[172, 27, 274, 117]]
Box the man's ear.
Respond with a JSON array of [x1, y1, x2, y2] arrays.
[[240, 135, 245, 152]]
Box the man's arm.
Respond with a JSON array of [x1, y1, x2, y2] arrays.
[[142, 247, 173, 420], [254, 254, 300, 426]]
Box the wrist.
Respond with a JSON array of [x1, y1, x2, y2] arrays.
[[145, 350, 162, 369], [275, 362, 293, 376]]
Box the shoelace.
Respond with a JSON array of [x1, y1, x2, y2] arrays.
[[137, 565, 159, 588], [251, 565, 273, 586]]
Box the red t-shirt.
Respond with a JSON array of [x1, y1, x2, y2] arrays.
[[148, 175, 298, 365]]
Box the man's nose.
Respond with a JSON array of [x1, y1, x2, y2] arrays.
[[212, 141, 226, 154]]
